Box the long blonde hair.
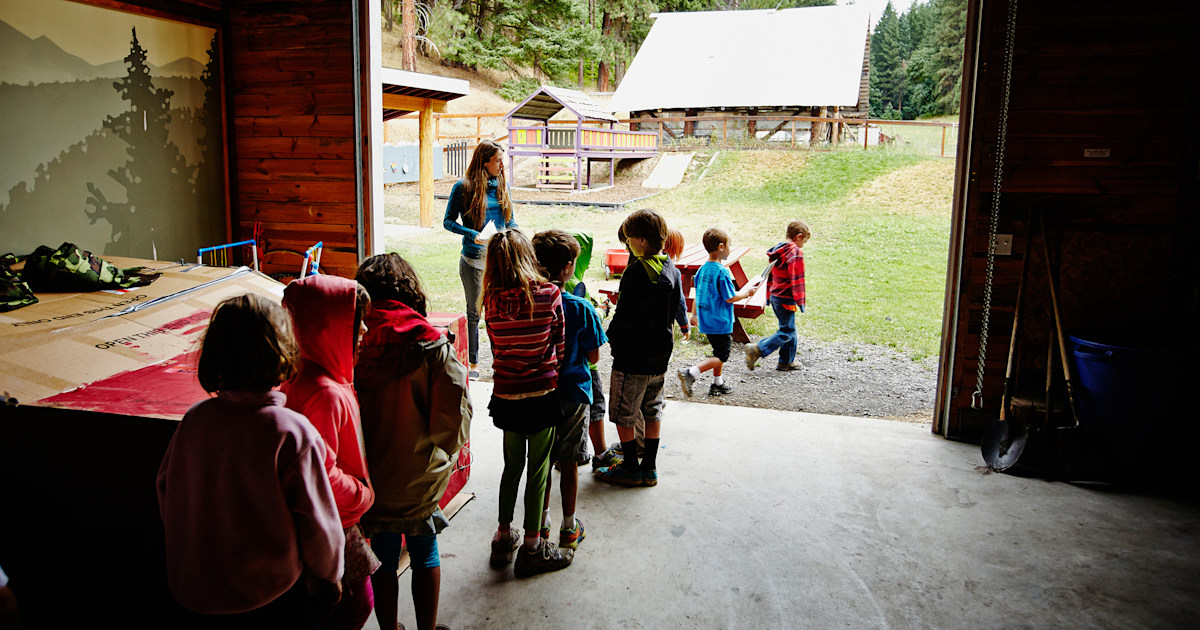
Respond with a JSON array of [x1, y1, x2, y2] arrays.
[[462, 140, 512, 231], [480, 229, 544, 316]]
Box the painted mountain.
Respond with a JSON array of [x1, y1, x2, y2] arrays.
[[0, 14, 223, 263]]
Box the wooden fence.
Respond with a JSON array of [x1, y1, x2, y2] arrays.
[[386, 112, 960, 158], [626, 115, 960, 158]]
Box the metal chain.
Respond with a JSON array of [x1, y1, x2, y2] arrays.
[[972, 0, 1019, 410]]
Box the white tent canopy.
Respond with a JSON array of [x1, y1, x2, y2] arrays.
[[609, 6, 869, 113]]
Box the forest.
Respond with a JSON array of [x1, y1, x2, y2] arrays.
[[385, 0, 965, 118]]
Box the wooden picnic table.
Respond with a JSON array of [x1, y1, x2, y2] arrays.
[[599, 243, 770, 343]]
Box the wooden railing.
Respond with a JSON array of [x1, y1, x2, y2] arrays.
[[385, 112, 508, 147], [508, 125, 657, 152]]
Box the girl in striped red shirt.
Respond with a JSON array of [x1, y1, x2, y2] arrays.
[[481, 229, 574, 577]]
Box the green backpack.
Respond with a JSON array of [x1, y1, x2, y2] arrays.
[[20, 243, 160, 293], [0, 253, 37, 312]]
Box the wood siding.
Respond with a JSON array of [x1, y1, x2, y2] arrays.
[[227, 0, 361, 278], [937, 1, 1199, 440]]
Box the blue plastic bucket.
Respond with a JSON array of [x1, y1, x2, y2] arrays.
[[1068, 332, 1175, 472]]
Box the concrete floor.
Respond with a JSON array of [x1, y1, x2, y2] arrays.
[[367, 382, 1200, 630]]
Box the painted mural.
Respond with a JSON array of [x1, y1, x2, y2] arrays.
[[0, 0, 224, 263]]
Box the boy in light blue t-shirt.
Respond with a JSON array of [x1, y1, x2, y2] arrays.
[[532, 229, 607, 552], [678, 228, 761, 397]]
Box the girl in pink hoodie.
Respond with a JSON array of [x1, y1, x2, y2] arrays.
[[157, 293, 344, 627], [282, 275, 377, 630]]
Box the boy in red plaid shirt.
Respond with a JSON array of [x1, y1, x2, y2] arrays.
[[745, 220, 810, 371]]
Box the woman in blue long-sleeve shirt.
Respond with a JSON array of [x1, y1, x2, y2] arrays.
[[443, 140, 518, 376]]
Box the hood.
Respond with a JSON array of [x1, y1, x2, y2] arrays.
[[283, 274, 359, 384], [356, 300, 444, 384], [632, 253, 669, 281], [767, 241, 800, 263], [491, 283, 537, 321]]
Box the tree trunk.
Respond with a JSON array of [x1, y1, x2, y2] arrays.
[[402, 0, 416, 71], [384, 0, 394, 31], [597, 12, 612, 92]]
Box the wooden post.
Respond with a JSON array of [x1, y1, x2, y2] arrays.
[[833, 106, 842, 144], [434, 115, 440, 143], [941, 126, 947, 157], [384, 119, 389, 144], [791, 119, 796, 148], [419, 107, 434, 228], [477, 116, 482, 145], [659, 121, 664, 147], [811, 107, 827, 146], [864, 119, 870, 150]]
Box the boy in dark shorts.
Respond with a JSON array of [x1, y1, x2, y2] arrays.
[[678, 228, 763, 396], [595, 209, 684, 488], [533, 230, 607, 551]]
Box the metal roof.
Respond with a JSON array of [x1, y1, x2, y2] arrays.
[[506, 84, 619, 123], [381, 67, 469, 121], [609, 6, 869, 112]]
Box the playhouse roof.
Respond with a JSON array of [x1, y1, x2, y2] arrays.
[[609, 6, 870, 112], [506, 85, 619, 123]]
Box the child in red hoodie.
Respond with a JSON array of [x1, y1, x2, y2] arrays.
[[282, 275, 377, 630], [745, 220, 810, 371]]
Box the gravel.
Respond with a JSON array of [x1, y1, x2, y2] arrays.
[[473, 331, 937, 423]]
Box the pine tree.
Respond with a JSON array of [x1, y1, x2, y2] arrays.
[[85, 28, 195, 257], [870, 1, 904, 117]]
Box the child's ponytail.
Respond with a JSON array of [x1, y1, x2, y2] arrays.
[[480, 229, 544, 316]]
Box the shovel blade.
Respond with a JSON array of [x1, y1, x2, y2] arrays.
[[982, 419, 1030, 472]]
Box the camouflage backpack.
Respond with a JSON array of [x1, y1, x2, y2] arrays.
[[0, 253, 37, 312], [21, 243, 160, 293]]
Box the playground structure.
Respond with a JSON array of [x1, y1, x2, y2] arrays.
[[505, 85, 658, 191]]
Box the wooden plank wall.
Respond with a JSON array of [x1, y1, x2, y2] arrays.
[[938, 0, 1199, 440], [227, 0, 362, 278]]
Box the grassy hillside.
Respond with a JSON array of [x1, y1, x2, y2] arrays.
[[386, 149, 954, 359]]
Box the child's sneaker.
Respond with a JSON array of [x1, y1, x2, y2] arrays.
[[594, 462, 645, 487], [513, 539, 573, 577], [642, 468, 658, 487], [559, 519, 586, 550], [677, 367, 697, 397], [591, 448, 622, 470], [489, 528, 521, 568], [608, 441, 645, 457], [745, 343, 763, 370], [708, 382, 734, 396]]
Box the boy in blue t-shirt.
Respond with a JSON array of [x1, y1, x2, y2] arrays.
[[532, 229, 608, 551], [678, 228, 762, 396]]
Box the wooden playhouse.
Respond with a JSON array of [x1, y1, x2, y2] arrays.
[[505, 85, 658, 191]]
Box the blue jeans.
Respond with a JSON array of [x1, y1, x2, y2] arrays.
[[757, 298, 797, 366]]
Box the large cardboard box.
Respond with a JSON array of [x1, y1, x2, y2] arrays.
[[0, 260, 285, 626]]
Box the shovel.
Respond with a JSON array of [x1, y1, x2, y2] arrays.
[[982, 219, 1032, 471]]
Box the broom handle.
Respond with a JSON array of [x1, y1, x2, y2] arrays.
[[1038, 214, 1081, 426]]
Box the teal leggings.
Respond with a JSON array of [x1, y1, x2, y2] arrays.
[[498, 427, 555, 533]]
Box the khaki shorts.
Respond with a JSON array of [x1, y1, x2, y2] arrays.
[[552, 401, 588, 462], [608, 369, 665, 429]]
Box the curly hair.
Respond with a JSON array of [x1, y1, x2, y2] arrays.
[[355, 253, 428, 316]]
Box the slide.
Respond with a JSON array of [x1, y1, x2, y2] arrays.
[[641, 152, 695, 189]]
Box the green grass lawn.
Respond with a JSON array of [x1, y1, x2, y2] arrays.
[[385, 146, 954, 360]]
